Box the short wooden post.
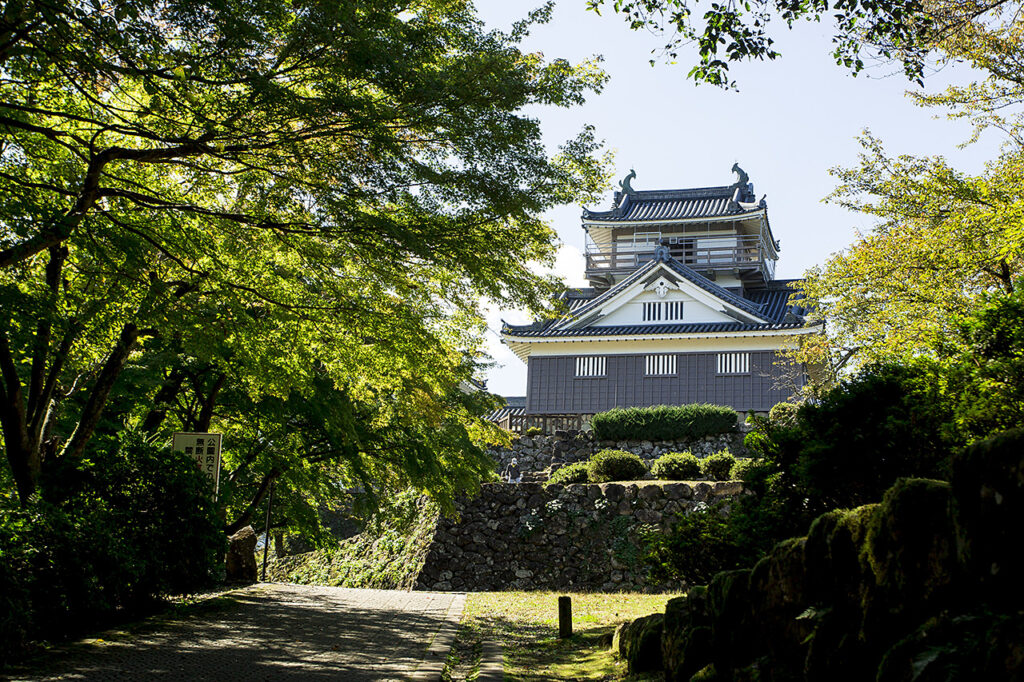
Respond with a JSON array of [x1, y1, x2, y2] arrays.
[[558, 596, 572, 638]]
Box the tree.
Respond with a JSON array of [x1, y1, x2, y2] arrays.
[[586, 0, 1020, 88], [0, 0, 610, 504], [792, 134, 1024, 379], [943, 283, 1024, 440]]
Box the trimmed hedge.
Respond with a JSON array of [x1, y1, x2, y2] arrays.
[[651, 452, 702, 480], [591, 404, 737, 441], [588, 449, 648, 483], [547, 461, 591, 486], [701, 451, 737, 481]]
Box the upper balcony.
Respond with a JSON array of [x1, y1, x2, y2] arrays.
[[584, 233, 777, 284]]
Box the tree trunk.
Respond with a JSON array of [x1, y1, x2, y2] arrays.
[[141, 367, 187, 435], [62, 322, 142, 459], [225, 469, 281, 535], [196, 372, 226, 432], [0, 331, 39, 504]]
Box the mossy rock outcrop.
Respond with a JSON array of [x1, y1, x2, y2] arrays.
[[860, 478, 957, 650], [653, 428, 1024, 681], [950, 427, 1024, 607], [663, 587, 712, 681], [613, 612, 664, 674]]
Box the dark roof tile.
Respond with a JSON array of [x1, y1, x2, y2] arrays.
[[503, 321, 808, 338], [583, 185, 761, 222]]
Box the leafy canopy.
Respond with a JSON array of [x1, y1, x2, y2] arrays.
[[0, 0, 611, 518], [586, 0, 1022, 88]]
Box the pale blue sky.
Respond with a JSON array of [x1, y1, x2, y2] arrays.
[[476, 1, 1002, 397]]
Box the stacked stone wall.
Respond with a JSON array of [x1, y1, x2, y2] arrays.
[[489, 431, 747, 478], [415, 480, 743, 593]]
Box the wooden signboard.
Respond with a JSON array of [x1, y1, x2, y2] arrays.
[[172, 432, 223, 496]]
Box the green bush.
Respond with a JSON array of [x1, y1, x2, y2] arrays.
[[701, 451, 736, 481], [730, 458, 757, 480], [591, 404, 737, 441], [524, 426, 543, 437], [589, 449, 648, 483], [645, 502, 742, 583], [1, 432, 222, 664], [547, 461, 591, 486], [767, 401, 800, 427], [651, 452, 702, 480]]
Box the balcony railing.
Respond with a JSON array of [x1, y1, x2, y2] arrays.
[[585, 234, 775, 280]]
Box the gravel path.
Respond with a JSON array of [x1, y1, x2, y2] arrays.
[[8, 584, 465, 681]]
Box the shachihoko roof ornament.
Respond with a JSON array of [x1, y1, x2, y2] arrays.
[[731, 162, 749, 189], [618, 168, 637, 195]]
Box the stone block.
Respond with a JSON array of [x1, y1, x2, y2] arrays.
[[603, 483, 625, 501], [225, 526, 258, 584], [639, 484, 664, 502]]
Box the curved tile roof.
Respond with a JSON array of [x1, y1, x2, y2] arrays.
[[503, 321, 808, 338], [583, 185, 762, 223]]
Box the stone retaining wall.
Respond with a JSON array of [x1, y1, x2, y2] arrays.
[[415, 480, 743, 593], [489, 431, 747, 477]]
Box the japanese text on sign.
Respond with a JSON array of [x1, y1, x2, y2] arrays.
[[172, 432, 222, 495]]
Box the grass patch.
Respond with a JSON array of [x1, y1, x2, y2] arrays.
[[442, 591, 675, 681]]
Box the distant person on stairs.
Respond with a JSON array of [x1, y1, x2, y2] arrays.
[[503, 458, 522, 484]]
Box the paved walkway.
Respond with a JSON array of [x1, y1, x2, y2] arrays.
[[9, 584, 465, 681]]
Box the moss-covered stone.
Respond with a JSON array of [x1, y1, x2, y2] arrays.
[[662, 587, 712, 681], [802, 504, 880, 681], [708, 568, 754, 671], [614, 612, 665, 674], [746, 537, 812, 676], [804, 504, 878, 606], [951, 427, 1024, 607], [861, 478, 956, 647]]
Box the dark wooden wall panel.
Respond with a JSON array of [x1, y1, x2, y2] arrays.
[[525, 351, 803, 414]]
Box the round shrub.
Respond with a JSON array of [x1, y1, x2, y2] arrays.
[[589, 449, 648, 483], [651, 452, 702, 480], [524, 426, 544, 437], [547, 461, 590, 486], [701, 451, 737, 481], [730, 457, 757, 480], [768, 401, 800, 427]]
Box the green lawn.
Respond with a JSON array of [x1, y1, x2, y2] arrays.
[[442, 591, 675, 681]]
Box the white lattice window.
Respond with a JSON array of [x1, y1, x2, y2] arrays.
[[717, 352, 750, 374], [645, 354, 677, 376], [575, 356, 607, 378], [664, 301, 684, 320], [642, 302, 662, 321]]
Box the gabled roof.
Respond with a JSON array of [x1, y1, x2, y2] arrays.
[[582, 184, 764, 223], [501, 257, 813, 342], [559, 255, 773, 327]]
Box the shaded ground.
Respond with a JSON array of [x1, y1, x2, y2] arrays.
[[7, 584, 463, 681], [442, 591, 674, 681]]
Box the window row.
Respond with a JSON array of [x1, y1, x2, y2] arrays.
[[641, 301, 684, 322], [573, 352, 751, 378]]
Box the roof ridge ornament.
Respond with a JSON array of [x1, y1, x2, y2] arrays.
[[731, 162, 749, 189], [618, 168, 637, 196]]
